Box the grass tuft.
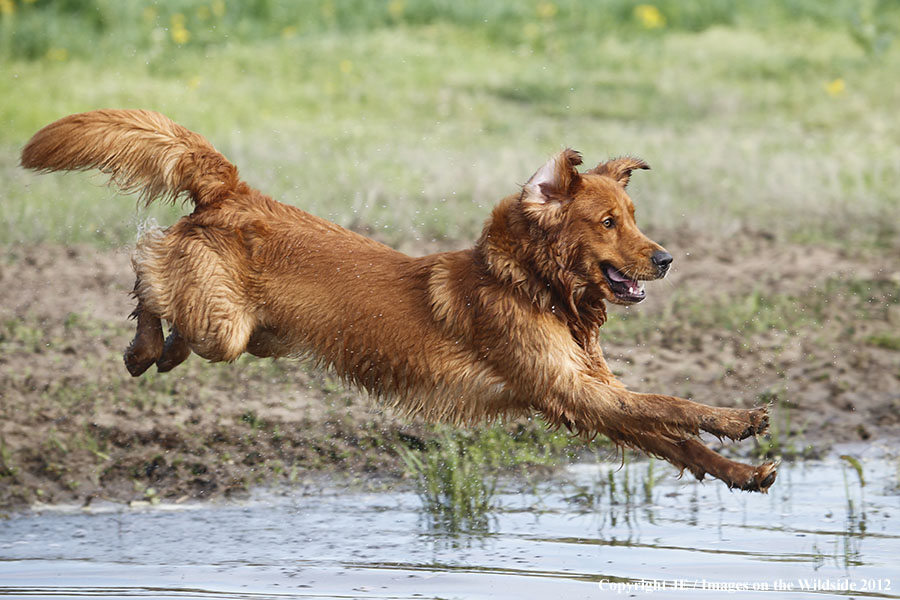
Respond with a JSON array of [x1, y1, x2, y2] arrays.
[[398, 430, 497, 530], [397, 422, 582, 529]]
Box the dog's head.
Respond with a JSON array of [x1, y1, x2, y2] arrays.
[[519, 149, 672, 306]]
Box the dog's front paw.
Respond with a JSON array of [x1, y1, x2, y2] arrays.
[[738, 406, 770, 440], [735, 461, 778, 493], [703, 405, 770, 441]]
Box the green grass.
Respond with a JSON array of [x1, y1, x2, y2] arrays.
[[866, 332, 900, 351], [601, 274, 900, 344], [840, 454, 867, 528], [397, 422, 582, 529], [399, 430, 497, 530], [751, 390, 810, 460], [562, 452, 659, 516], [2, 0, 899, 248]]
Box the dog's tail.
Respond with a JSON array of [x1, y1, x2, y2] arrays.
[[21, 109, 240, 208]]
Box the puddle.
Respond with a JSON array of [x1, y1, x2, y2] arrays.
[[1, 450, 898, 599]]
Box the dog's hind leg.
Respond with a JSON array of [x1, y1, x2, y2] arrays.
[[156, 324, 192, 373], [123, 302, 164, 376]]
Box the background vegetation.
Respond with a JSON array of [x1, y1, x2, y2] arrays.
[[2, 0, 898, 248]]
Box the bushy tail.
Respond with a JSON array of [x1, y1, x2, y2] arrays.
[[21, 109, 240, 208]]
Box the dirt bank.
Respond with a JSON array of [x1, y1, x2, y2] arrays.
[[1, 232, 899, 510]]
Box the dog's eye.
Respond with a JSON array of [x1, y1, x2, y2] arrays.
[[601, 217, 615, 229]]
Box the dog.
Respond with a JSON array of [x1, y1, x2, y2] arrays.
[[21, 110, 776, 492]]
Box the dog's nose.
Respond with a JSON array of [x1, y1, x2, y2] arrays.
[[651, 250, 673, 271]]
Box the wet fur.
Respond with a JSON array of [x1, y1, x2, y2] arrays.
[[21, 110, 777, 492]]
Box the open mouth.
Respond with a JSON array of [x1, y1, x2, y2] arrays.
[[603, 264, 646, 303]]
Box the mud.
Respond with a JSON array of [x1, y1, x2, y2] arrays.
[[1, 232, 898, 510]]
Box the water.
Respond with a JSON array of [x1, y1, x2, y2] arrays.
[[1, 449, 898, 599]]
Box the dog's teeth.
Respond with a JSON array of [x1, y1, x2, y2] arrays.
[[626, 282, 645, 296]]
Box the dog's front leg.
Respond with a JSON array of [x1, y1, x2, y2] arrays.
[[535, 377, 776, 491], [543, 378, 769, 442], [616, 390, 770, 442], [581, 348, 767, 440], [636, 435, 777, 492]]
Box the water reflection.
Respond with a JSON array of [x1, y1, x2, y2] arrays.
[[546, 453, 893, 574], [0, 452, 897, 599]]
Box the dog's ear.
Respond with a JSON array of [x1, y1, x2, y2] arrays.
[[590, 156, 650, 188], [522, 148, 583, 205]]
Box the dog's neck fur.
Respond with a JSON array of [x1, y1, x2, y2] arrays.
[[474, 194, 607, 352]]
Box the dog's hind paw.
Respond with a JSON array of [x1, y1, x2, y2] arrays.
[[155, 329, 192, 373], [123, 346, 158, 377], [123, 306, 163, 377]]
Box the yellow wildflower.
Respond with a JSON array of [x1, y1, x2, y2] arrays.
[[339, 59, 353, 74], [170, 13, 190, 44], [388, 0, 404, 20], [211, 0, 225, 18], [634, 4, 666, 29], [171, 26, 190, 44], [825, 78, 845, 96], [0, 0, 15, 17], [46, 47, 68, 61], [536, 2, 557, 19]]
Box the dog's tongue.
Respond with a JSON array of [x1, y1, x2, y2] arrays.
[[606, 265, 644, 297], [606, 266, 637, 285]]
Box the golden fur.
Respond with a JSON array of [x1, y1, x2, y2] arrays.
[[21, 110, 777, 491]]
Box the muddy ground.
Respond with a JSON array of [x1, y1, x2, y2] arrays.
[[1, 231, 899, 510]]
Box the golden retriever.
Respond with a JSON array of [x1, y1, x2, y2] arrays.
[[21, 110, 776, 491]]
